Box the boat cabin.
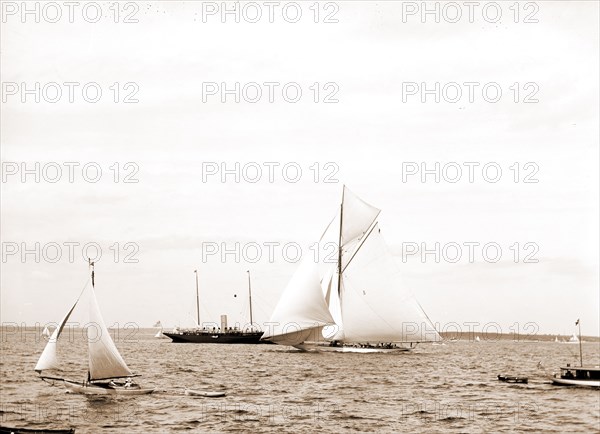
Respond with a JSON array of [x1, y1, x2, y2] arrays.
[[559, 365, 600, 380]]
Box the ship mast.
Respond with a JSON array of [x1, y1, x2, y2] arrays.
[[576, 319, 583, 367], [89, 258, 95, 288], [337, 187, 345, 296], [247, 270, 254, 328], [194, 270, 200, 328]]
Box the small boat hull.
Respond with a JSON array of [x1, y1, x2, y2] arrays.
[[294, 343, 415, 353], [63, 380, 154, 395], [184, 389, 226, 397], [551, 377, 600, 388], [497, 375, 528, 384], [0, 427, 75, 434]]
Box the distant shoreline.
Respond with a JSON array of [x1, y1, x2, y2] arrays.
[[2, 326, 598, 342]]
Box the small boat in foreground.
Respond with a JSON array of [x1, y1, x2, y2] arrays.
[[551, 320, 600, 388], [0, 427, 75, 434], [35, 261, 154, 395], [184, 388, 226, 397], [552, 365, 600, 388], [497, 374, 528, 384]]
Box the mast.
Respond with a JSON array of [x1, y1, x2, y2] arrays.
[[194, 270, 200, 328], [337, 186, 345, 296], [89, 258, 95, 288], [247, 270, 254, 328], [577, 319, 583, 366]]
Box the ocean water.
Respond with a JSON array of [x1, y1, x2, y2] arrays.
[[1, 329, 599, 433]]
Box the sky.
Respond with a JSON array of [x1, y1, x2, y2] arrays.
[[1, 1, 598, 337]]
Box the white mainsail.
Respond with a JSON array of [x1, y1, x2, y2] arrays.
[[339, 224, 439, 343], [88, 287, 133, 380], [262, 258, 335, 345], [41, 326, 51, 337], [265, 185, 439, 347]]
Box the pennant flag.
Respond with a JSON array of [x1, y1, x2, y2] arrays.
[[575, 319, 580, 326]]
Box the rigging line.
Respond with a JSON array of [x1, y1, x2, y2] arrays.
[[340, 218, 380, 274], [318, 210, 338, 242]]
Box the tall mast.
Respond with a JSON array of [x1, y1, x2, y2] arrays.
[[577, 319, 583, 367], [247, 270, 254, 327], [337, 186, 345, 296], [89, 258, 95, 288], [194, 270, 200, 328]]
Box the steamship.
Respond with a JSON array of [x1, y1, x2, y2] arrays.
[[163, 270, 268, 344]]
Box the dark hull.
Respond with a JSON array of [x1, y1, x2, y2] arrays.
[[0, 427, 75, 434], [163, 331, 267, 344]]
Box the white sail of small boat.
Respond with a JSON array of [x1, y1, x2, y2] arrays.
[[35, 261, 153, 395], [554, 336, 559, 343], [262, 186, 440, 352], [154, 329, 164, 338], [41, 325, 51, 337], [568, 334, 579, 343], [475, 336, 481, 342]]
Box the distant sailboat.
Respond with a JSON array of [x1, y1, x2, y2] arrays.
[[554, 336, 559, 343], [475, 336, 481, 342], [567, 334, 579, 344], [35, 261, 154, 395], [262, 186, 440, 352], [41, 325, 51, 337]]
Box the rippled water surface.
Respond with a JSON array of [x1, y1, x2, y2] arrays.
[[1, 329, 599, 433]]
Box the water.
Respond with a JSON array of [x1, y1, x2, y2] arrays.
[[1, 329, 599, 433]]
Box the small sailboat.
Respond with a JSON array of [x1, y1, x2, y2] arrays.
[[567, 334, 579, 343], [41, 325, 51, 337], [475, 336, 481, 342], [153, 320, 165, 338], [554, 336, 559, 343], [552, 320, 600, 388], [262, 186, 440, 352], [35, 261, 154, 395]]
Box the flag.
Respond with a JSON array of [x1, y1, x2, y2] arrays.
[[575, 319, 579, 326]]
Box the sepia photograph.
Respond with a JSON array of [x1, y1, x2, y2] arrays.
[[1, 1, 599, 432]]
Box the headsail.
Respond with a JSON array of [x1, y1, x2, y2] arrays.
[[35, 300, 79, 373], [87, 287, 133, 380], [262, 259, 335, 346], [339, 186, 380, 271]]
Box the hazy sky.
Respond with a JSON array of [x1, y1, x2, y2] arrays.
[[1, 1, 598, 337]]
